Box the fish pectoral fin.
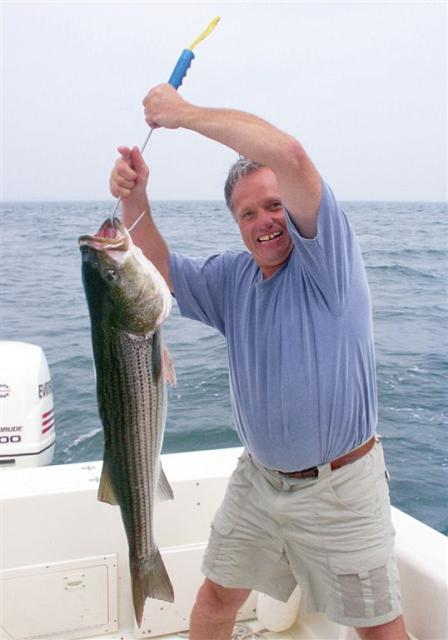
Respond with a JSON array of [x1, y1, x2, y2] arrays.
[[162, 344, 176, 386], [98, 458, 119, 505], [157, 464, 174, 501], [152, 329, 163, 383]]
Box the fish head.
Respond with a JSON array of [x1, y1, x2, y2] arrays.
[[79, 217, 172, 334]]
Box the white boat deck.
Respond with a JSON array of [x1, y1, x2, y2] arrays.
[[84, 616, 360, 639], [1, 448, 446, 640]]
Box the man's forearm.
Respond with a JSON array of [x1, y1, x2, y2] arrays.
[[177, 103, 321, 235], [121, 194, 173, 292], [143, 84, 321, 233], [179, 105, 301, 172]]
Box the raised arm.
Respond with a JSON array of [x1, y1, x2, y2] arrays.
[[143, 84, 322, 239], [109, 146, 174, 292]]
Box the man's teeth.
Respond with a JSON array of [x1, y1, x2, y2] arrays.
[[258, 231, 282, 243]]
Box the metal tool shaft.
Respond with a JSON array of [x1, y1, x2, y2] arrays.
[[109, 17, 220, 224]]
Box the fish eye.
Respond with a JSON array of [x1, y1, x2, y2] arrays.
[[103, 268, 119, 282]]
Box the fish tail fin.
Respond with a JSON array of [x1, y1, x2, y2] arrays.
[[131, 551, 174, 627]]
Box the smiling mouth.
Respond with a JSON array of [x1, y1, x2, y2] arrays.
[[257, 231, 283, 243]]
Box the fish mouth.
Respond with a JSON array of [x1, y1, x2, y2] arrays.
[[78, 217, 129, 252]]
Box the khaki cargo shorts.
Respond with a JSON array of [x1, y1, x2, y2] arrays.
[[202, 439, 403, 628]]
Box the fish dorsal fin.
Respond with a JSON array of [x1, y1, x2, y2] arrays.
[[162, 344, 176, 386], [157, 464, 174, 501], [98, 458, 119, 505]]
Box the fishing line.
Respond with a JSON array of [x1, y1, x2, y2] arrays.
[[110, 16, 221, 225], [127, 210, 146, 233]]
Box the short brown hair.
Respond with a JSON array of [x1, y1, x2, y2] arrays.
[[224, 157, 264, 216]]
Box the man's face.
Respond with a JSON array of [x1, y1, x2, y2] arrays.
[[231, 167, 294, 279]]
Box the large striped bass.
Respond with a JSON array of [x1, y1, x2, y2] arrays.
[[79, 217, 175, 627]]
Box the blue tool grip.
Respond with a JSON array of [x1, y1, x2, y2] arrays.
[[168, 49, 195, 89]]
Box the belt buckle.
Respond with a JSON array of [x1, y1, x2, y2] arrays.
[[302, 467, 319, 479], [285, 466, 318, 479]]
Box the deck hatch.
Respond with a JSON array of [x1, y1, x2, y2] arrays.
[[0, 554, 118, 640]]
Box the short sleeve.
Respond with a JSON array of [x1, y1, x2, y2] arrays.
[[285, 181, 358, 314], [168, 252, 230, 335]]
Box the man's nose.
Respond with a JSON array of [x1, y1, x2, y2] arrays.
[[259, 209, 276, 227]]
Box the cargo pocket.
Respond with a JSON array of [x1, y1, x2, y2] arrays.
[[329, 548, 392, 620], [202, 507, 241, 582], [204, 508, 236, 564], [211, 508, 236, 537]]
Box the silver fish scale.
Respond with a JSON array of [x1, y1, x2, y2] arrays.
[[98, 327, 165, 564]]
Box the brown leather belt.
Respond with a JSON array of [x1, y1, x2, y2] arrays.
[[277, 435, 377, 479]]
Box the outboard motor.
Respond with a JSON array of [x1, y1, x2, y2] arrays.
[[0, 341, 55, 468]]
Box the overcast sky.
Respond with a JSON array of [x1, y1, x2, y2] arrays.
[[2, 1, 447, 202]]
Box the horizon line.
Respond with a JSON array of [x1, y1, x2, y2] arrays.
[[2, 197, 447, 206]]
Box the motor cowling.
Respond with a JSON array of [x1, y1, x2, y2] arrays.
[[0, 341, 55, 468]]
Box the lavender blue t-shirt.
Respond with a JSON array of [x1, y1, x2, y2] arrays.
[[168, 182, 377, 471]]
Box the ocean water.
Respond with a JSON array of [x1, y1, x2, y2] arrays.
[[1, 199, 447, 535]]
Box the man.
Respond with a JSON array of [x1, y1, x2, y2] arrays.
[[110, 83, 409, 640]]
